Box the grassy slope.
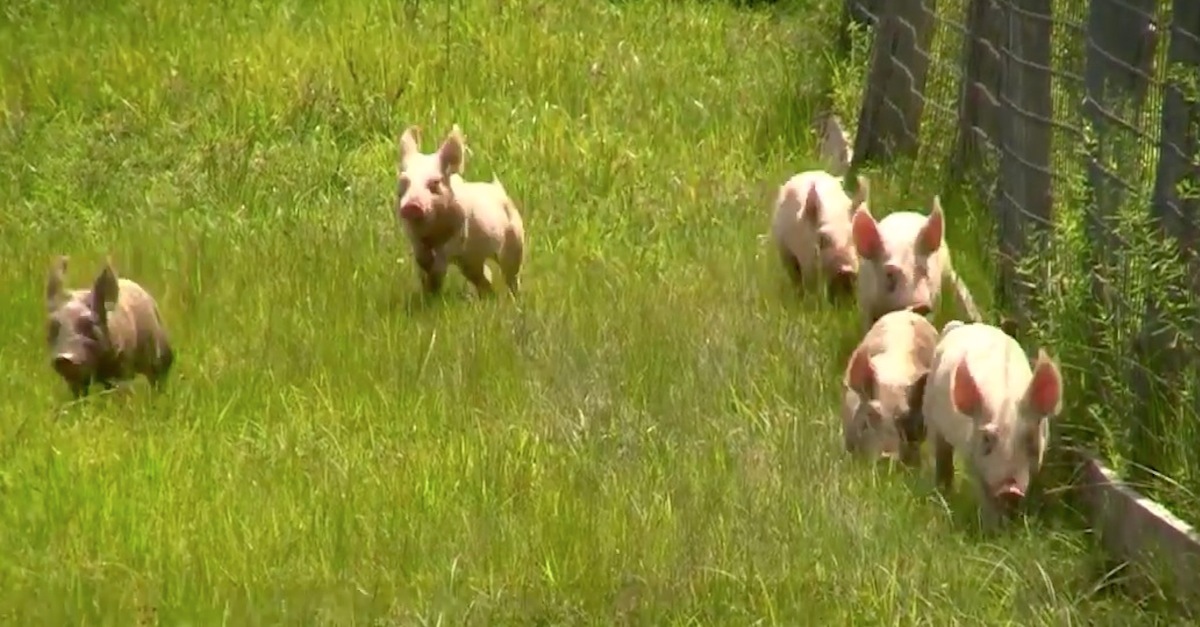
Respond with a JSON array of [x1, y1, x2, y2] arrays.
[[0, 0, 1180, 623]]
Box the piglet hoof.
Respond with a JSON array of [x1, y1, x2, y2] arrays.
[[899, 445, 922, 469]]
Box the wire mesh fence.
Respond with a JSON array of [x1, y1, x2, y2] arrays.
[[837, 0, 1200, 514]]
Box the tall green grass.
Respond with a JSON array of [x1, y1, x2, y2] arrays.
[[0, 0, 1187, 622]]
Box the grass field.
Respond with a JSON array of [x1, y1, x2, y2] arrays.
[[0, 0, 1189, 623]]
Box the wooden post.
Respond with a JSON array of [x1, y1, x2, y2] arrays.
[[951, 0, 1005, 181], [851, 0, 938, 167], [992, 0, 1054, 326]]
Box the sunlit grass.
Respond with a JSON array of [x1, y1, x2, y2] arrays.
[[0, 0, 1182, 622]]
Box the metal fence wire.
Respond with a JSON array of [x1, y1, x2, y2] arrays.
[[839, 0, 1200, 509]]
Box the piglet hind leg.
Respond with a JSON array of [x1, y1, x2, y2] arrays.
[[500, 240, 523, 297], [777, 246, 805, 289], [147, 347, 175, 390], [460, 261, 496, 298], [933, 432, 955, 492]]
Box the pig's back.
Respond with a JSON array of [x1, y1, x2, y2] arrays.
[[454, 177, 518, 243], [866, 310, 937, 384], [954, 324, 1031, 408], [114, 278, 169, 367]]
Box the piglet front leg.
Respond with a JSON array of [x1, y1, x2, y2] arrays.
[[414, 244, 448, 295]]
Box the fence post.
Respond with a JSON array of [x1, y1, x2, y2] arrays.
[[1136, 0, 1200, 480], [951, 0, 1005, 182], [992, 0, 1054, 326], [1082, 0, 1157, 259], [851, 0, 938, 167], [1150, 0, 1200, 253]]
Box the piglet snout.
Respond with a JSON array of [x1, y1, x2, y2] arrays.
[[399, 201, 425, 221], [53, 353, 83, 379], [993, 483, 1026, 510]]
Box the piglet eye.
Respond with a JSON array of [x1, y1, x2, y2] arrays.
[[979, 431, 997, 456], [885, 270, 900, 292], [76, 315, 100, 338], [818, 234, 833, 250], [427, 178, 442, 193]]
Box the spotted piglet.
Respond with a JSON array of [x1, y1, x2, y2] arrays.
[[45, 256, 175, 399], [841, 309, 938, 466], [394, 124, 525, 298]]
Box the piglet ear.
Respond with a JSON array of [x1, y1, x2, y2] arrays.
[[851, 207, 883, 261], [437, 124, 465, 175], [950, 358, 983, 419], [46, 255, 68, 313], [843, 345, 876, 398], [1024, 349, 1063, 417], [398, 126, 421, 166], [917, 196, 944, 256], [802, 183, 821, 225], [91, 259, 120, 322]]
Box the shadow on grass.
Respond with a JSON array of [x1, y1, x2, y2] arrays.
[[385, 281, 467, 317]]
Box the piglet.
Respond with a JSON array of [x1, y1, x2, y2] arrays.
[[770, 170, 868, 298], [45, 256, 175, 399], [841, 309, 938, 466], [851, 196, 974, 330], [394, 124, 525, 297], [922, 321, 1064, 530]]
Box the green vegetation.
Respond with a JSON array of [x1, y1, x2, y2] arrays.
[[0, 0, 1186, 622]]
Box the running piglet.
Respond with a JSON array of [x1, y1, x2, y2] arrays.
[[851, 196, 975, 330], [394, 124, 525, 298], [841, 309, 938, 465], [770, 170, 868, 298], [44, 256, 175, 399], [921, 320, 1064, 530]]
